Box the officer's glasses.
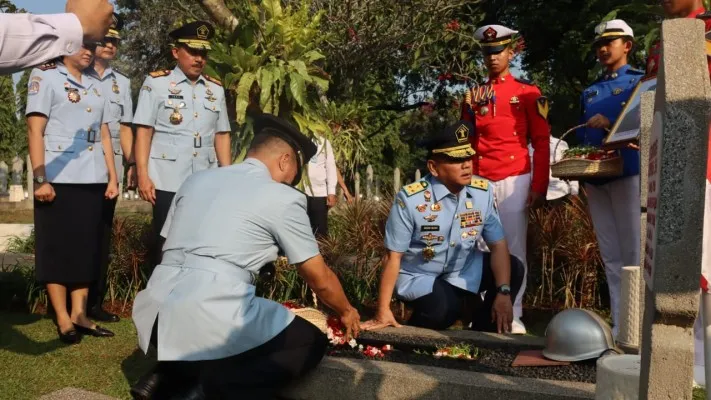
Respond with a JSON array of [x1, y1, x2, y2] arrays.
[[82, 42, 101, 52], [99, 38, 121, 47]]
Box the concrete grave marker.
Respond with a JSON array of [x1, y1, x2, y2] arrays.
[[638, 19, 711, 400]]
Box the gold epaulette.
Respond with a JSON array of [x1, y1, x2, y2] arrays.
[[469, 177, 489, 191], [464, 89, 473, 106], [204, 75, 222, 86], [402, 181, 429, 197], [38, 62, 56, 71], [149, 70, 171, 78]]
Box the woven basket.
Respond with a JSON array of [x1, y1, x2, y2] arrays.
[[550, 124, 624, 180], [292, 307, 328, 334]]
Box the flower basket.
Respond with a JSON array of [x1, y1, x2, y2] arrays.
[[291, 307, 328, 334], [550, 124, 623, 180]]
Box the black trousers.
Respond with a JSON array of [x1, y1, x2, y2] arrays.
[[151, 190, 176, 268], [306, 196, 328, 239], [87, 197, 117, 310], [406, 254, 525, 331], [150, 316, 327, 399]]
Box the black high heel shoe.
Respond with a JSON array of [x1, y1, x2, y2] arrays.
[[57, 326, 81, 344], [73, 323, 115, 337]]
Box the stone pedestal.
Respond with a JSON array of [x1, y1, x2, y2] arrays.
[[8, 185, 24, 202], [618, 266, 641, 353], [596, 355, 641, 400], [638, 19, 711, 400]]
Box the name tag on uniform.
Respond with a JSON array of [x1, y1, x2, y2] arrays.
[[421, 225, 440, 232], [169, 95, 184, 99]]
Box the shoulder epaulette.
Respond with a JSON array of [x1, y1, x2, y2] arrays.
[[697, 11, 711, 20], [468, 176, 489, 191], [149, 69, 171, 78], [627, 68, 645, 75], [402, 180, 428, 197], [514, 77, 535, 86], [204, 75, 222, 86], [38, 62, 56, 71]]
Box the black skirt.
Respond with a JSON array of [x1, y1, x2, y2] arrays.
[[34, 183, 106, 284]]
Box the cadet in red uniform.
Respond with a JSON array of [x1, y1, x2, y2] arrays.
[[461, 24, 550, 334]]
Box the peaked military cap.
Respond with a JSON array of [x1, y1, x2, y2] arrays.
[[106, 13, 123, 40], [252, 114, 318, 185], [169, 21, 214, 50], [474, 24, 519, 55], [425, 120, 476, 160], [594, 19, 634, 44]]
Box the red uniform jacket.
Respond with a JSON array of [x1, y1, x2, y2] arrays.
[[646, 6, 711, 77], [460, 74, 550, 195]]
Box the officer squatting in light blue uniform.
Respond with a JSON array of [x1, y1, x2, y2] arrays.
[[362, 120, 525, 333], [85, 12, 133, 324], [26, 42, 120, 344], [130, 114, 361, 399], [577, 19, 643, 338], [133, 21, 232, 267]]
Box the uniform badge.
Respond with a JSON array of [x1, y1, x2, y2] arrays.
[[416, 204, 427, 212], [612, 88, 623, 95], [480, 106, 489, 116], [421, 233, 439, 242], [112, 79, 120, 94], [28, 81, 40, 95], [459, 211, 482, 228], [461, 231, 469, 239], [423, 214, 438, 222], [536, 96, 549, 120], [141, 85, 152, 92], [206, 87, 214, 96], [465, 201, 473, 209], [169, 82, 182, 95], [396, 198, 406, 209], [93, 88, 101, 97], [67, 88, 81, 103], [431, 203, 442, 212], [509, 96, 519, 104], [422, 246, 435, 261], [424, 190, 431, 202], [170, 108, 183, 125], [467, 229, 478, 238]]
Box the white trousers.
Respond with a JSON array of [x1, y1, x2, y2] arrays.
[[493, 173, 531, 319], [585, 176, 641, 331]]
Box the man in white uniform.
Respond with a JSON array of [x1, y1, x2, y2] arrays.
[[528, 137, 579, 203], [304, 136, 337, 238]]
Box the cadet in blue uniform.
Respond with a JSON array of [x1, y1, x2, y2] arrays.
[[130, 114, 360, 399], [133, 21, 232, 268], [86, 12, 133, 323], [361, 121, 524, 333], [26, 43, 120, 344], [577, 19, 643, 337]]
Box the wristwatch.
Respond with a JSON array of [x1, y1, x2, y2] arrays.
[[496, 284, 511, 295], [33, 175, 47, 184]]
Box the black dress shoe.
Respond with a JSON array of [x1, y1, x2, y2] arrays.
[[88, 306, 120, 323], [130, 371, 163, 400], [73, 323, 115, 337], [57, 326, 81, 344]]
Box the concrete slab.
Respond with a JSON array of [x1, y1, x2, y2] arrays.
[[0, 223, 33, 252], [38, 388, 118, 400], [282, 357, 595, 400], [359, 325, 545, 351]]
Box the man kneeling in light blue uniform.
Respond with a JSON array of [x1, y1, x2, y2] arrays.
[[362, 120, 524, 334]]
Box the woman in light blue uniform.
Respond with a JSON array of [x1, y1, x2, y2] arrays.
[[577, 19, 644, 337], [26, 42, 120, 344]]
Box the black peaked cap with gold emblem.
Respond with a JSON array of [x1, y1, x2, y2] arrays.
[[253, 114, 318, 185], [425, 120, 476, 160], [105, 13, 123, 40], [169, 21, 215, 50]]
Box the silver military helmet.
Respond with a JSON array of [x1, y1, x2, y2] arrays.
[[542, 308, 619, 362]]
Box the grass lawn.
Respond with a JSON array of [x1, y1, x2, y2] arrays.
[[1, 311, 708, 399], [0, 312, 153, 400]]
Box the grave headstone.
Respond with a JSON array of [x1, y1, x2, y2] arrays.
[[354, 172, 361, 199], [366, 165, 373, 199], [8, 155, 24, 202], [0, 161, 8, 195], [638, 19, 711, 400]]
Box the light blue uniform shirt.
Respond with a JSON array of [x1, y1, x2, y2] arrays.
[[385, 175, 505, 301], [132, 158, 320, 361], [26, 61, 116, 184], [133, 66, 231, 193], [88, 66, 133, 178]]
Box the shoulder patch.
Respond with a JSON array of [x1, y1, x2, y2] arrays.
[[38, 62, 56, 71], [149, 69, 171, 78], [469, 177, 489, 191], [402, 181, 428, 197], [514, 77, 534, 86], [204, 75, 222, 86]]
